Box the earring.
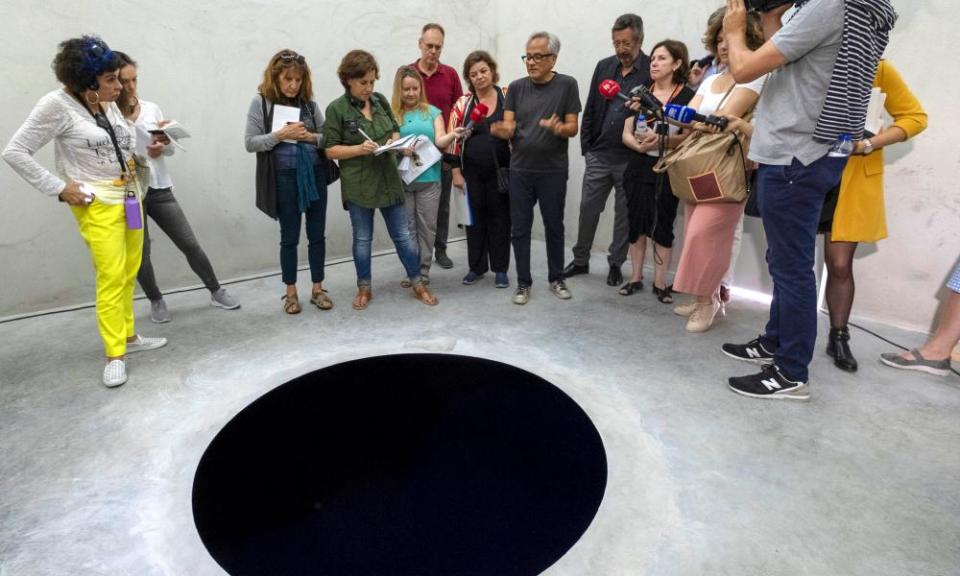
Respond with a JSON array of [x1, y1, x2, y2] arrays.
[[85, 91, 100, 105]]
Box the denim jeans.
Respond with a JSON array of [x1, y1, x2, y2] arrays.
[[277, 169, 327, 285], [138, 187, 220, 301], [347, 201, 421, 287], [509, 169, 568, 287], [756, 154, 847, 381]]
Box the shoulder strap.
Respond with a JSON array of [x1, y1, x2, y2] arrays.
[[260, 94, 274, 129]]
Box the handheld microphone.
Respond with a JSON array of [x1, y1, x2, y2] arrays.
[[631, 85, 665, 120], [663, 103, 729, 130], [599, 79, 631, 103], [599, 80, 665, 121], [464, 102, 490, 132]]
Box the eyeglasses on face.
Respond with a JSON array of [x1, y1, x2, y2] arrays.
[[278, 50, 305, 64], [422, 43, 443, 52], [521, 53, 554, 64]]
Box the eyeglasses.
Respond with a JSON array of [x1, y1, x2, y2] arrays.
[[613, 40, 635, 50], [278, 50, 305, 64], [422, 43, 443, 52], [521, 53, 554, 64]]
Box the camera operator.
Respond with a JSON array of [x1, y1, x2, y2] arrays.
[[719, 0, 898, 401]]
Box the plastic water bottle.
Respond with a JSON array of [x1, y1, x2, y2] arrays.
[[828, 133, 854, 158], [634, 114, 649, 140]]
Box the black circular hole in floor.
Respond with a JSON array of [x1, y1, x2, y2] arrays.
[[192, 354, 607, 576]]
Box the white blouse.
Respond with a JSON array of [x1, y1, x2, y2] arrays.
[[2, 89, 135, 201]]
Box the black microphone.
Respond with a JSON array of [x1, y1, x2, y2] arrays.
[[629, 86, 664, 120]]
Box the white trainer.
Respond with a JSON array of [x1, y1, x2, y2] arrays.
[[126, 335, 168, 354], [103, 360, 127, 388]]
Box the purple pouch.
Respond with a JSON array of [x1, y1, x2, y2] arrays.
[[124, 191, 142, 229]]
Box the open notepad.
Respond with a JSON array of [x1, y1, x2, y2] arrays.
[[394, 135, 442, 185]]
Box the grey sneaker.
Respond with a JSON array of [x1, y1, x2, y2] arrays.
[[512, 286, 531, 305], [880, 349, 951, 376], [126, 335, 168, 355], [150, 299, 170, 323], [550, 280, 572, 300], [211, 288, 240, 310]]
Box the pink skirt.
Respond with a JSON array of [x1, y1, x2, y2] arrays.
[[673, 201, 745, 297]]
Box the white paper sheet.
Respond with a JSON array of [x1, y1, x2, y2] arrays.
[[271, 104, 302, 144], [453, 184, 473, 227]]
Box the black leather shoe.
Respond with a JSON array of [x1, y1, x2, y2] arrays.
[[826, 327, 859, 372], [606, 264, 623, 287], [562, 262, 589, 278]]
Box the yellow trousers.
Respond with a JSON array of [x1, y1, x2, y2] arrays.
[[72, 200, 144, 357]]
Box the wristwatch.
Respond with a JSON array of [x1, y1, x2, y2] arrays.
[[861, 139, 874, 155]]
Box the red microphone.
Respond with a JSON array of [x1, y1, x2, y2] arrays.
[[465, 102, 490, 131], [599, 79, 629, 102]]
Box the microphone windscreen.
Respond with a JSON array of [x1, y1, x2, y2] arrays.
[[598, 79, 621, 99]]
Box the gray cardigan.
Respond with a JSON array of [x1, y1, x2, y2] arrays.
[[244, 95, 325, 153]]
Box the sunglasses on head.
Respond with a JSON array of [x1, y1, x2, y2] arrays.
[[278, 50, 305, 64]]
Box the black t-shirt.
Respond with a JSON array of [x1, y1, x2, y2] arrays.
[[504, 73, 582, 172], [461, 87, 510, 173]]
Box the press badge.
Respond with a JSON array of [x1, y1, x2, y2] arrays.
[[344, 119, 359, 134]]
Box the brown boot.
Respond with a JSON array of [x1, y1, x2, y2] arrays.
[[352, 287, 372, 310], [411, 283, 438, 306]]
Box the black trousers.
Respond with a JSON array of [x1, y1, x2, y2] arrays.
[[464, 168, 511, 275], [510, 169, 567, 286]]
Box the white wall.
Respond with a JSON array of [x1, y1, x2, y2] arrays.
[[1, 0, 956, 333]]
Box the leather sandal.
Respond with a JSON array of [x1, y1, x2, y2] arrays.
[[412, 283, 438, 306], [310, 289, 334, 311], [652, 284, 674, 304], [618, 281, 644, 296], [352, 287, 372, 310], [282, 294, 301, 314]]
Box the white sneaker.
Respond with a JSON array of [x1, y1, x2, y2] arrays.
[[550, 280, 572, 300], [103, 360, 127, 388], [673, 301, 699, 317], [686, 300, 723, 333], [126, 335, 168, 354]]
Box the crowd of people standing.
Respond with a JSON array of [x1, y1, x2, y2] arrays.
[[4, 0, 954, 395]]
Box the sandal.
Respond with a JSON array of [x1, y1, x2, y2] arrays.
[[352, 287, 372, 311], [412, 283, 438, 306], [282, 294, 301, 314], [310, 289, 334, 311], [652, 284, 674, 304], [618, 281, 644, 296]]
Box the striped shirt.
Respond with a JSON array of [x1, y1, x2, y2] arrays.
[[796, 0, 899, 143]]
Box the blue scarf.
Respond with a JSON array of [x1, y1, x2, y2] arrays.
[[295, 142, 320, 213]]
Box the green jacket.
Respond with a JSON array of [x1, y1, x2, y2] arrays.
[[324, 92, 403, 209]]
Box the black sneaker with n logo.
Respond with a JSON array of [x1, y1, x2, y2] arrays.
[[728, 365, 810, 401], [721, 336, 775, 364]]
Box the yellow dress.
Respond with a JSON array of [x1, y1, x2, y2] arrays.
[[831, 60, 928, 242]]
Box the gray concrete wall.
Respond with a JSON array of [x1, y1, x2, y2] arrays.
[[1, 0, 956, 333]]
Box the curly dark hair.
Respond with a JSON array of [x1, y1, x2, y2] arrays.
[[52, 35, 120, 93], [337, 50, 379, 90], [461, 51, 499, 94]]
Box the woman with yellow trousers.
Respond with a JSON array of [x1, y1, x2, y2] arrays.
[[3, 36, 168, 388], [820, 60, 927, 372]]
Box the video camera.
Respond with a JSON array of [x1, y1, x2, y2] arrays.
[[747, 0, 794, 12]]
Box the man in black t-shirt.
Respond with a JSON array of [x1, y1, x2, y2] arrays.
[[564, 14, 650, 288], [491, 31, 582, 305]]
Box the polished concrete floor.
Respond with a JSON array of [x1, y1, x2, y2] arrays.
[[1, 240, 958, 576]]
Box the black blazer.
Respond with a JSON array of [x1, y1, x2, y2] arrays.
[[580, 53, 651, 155]]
